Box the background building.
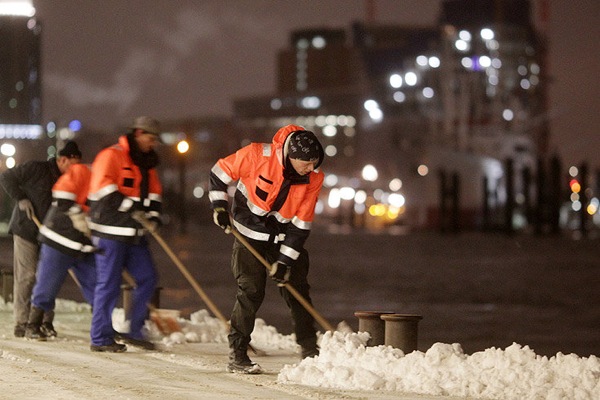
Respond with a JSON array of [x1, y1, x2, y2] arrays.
[[233, 0, 546, 231]]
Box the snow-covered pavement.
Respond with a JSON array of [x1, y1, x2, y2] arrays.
[[1, 299, 597, 400]]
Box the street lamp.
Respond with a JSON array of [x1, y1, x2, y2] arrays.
[[177, 140, 189, 234]]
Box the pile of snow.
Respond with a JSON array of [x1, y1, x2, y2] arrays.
[[279, 331, 600, 399], [3, 299, 599, 399]]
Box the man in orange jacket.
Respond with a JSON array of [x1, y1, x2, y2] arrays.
[[87, 116, 163, 353], [209, 124, 325, 374]]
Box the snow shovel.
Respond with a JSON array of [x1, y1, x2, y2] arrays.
[[229, 227, 337, 332], [133, 214, 266, 354], [132, 213, 229, 326]]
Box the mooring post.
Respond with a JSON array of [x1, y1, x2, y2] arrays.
[[354, 311, 394, 346], [380, 313, 423, 353]]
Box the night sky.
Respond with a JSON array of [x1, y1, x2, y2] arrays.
[[32, 0, 599, 168]]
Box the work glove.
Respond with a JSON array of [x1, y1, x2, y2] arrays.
[[69, 212, 91, 238], [131, 211, 159, 233], [18, 199, 35, 220], [212, 207, 231, 234], [270, 262, 291, 286]]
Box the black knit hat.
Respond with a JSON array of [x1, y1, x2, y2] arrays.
[[287, 130, 323, 162], [58, 141, 82, 159]]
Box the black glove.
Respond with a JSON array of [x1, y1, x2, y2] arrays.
[[18, 199, 35, 220], [270, 262, 291, 286], [212, 207, 231, 233]]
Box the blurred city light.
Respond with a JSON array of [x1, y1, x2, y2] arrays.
[[362, 164, 378, 181], [1, 143, 16, 156], [177, 140, 189, 154], [0, 0, 35, 16]]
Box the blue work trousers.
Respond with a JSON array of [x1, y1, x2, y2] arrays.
[[31, 243, 96, 311], [90, 236, 158, 346]]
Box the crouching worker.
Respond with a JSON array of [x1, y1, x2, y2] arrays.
[[209, 125, 325, 374], [26, 163, 97, 340], [87, 116, 163, 353]]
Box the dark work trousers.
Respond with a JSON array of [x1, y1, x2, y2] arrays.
[[228, 237, 317, 352]]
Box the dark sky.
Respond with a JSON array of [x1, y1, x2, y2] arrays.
[[33, 0, 599, 167]]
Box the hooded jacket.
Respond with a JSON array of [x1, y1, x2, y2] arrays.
[[0, 158, 62, 242], [38, 163, 95, 257], [209, 124, 324, 267], [87, 135, 162, 243]]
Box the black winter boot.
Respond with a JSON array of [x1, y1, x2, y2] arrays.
[[41, 310, 57, 337], [25, 306, 47, 341], [226, 347, 262, 374]]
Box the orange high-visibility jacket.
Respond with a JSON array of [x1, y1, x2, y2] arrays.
[[38, 163, 95, 257], [88, 135, 162, 242], [209, 124, 324, 266]]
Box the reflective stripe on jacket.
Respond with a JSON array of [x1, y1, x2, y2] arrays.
[[88, 135, 162, 242], [209, 124, 324, 266], [39, 163, 95, 257]]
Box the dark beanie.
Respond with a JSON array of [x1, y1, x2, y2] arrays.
[[59, 141, 82, 159], [287, 130, 323, 162]]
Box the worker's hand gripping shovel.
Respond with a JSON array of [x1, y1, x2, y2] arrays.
[[225, 217, 341, 333]]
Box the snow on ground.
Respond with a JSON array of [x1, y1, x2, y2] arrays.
[[1, 298, 598, 400]]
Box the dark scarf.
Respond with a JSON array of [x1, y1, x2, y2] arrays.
[[271, 156, 309, 212], [127, 133, 159, 200]]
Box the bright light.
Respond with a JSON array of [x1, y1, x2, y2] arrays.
[[455, 39, 469, 52], [324, 145, 337, 157], [1, 143, 16, 156], [6, 157, 16, 168], [362, 164, 378, 181], [328, 188, 341, 208], [369, 204, 386, 217], [340, 187, 356, 200], [388, 193, 406, 208], [458, 30, 472, 41], [355, 190, 367, 204], [569, 166, 578, 177], [416, 55, 428, 66], [300, 96, 321, 109], [502, 109, 514, 121], [405, 72, 418, 86], [312, 36, 326, 48], [322, 125, 337, 137], [422, 87, 434, 99], [393, 91, 406, 103], [363, 99, 379, 111], [0, 1, 35, 16], [177, 140, 189, 154], [324, 174, 338, 187], [389, 178, 402, 191], [68, 120, 82, 132], [428, 56, 441, 68], [570, 179, 581, 193], [480, 28, 495, 40], [417, 164, 429, 176], [479, 56, 491, 68], [193, 186, 205, 198], [389, 74, 403, 88], [369, 108, 383, 122]]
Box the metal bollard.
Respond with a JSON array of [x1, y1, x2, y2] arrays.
[[1, 270, 14, 303], [354, 311, 394, 346], [381, 313, 423, 353]]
